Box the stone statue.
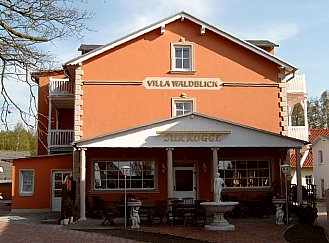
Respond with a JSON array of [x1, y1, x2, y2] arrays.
[[130, 206, 140, 229], [275, 206, 284, 225], [214, 172, 224, 202]]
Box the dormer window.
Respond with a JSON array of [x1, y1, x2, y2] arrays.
[[171, 42, 195, 73]]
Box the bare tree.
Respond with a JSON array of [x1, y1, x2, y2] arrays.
[[0, 0, 93, 129]]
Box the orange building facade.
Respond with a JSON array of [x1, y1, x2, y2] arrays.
[[12, 12, 307, 217]]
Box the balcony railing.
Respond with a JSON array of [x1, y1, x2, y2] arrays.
[[286, 74, 306, 93], [49, 129, 74, 148], [288, 126, 309, 142], [50, 78, 74, 96]]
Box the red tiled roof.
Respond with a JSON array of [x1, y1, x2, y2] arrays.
[[290, 151, 313, 167], [290, 129, 329, 167], [309, 129, 329, 142]]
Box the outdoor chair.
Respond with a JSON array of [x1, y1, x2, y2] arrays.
[[92, 196, 103, 218], [100, 199, 120, 226], [85, 197, 95, 217], [182, 197, 194, 204], [138, 197, 152, 225], [171, 203, 186, 226], [151, 200, 167, 225], [193, 200, 208, 226]]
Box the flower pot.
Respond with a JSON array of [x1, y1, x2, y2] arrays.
[[63, 218, 70, 225]]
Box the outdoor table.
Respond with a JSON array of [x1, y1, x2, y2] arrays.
[[169, 203, 197, 226], [139, 204, 155, 226]]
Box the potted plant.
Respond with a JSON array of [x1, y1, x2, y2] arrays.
[[295, 203, 317, 224]]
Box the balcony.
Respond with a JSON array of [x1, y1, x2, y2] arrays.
[[288, 126, 309, 142], [286, 74, 307, 106], [49, 78, 74, 108], [49, 129, 74, 152]]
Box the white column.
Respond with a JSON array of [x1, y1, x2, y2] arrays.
[[295, 147, 302, 204], [79, 148, 87, 221], [212, 147, 219, 191], [47, 94, 52, 154], [166, 148, 174, 198]]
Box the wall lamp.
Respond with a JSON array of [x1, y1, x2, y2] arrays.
[[203, 163, 207, 173], [162, 164, 166, 173]]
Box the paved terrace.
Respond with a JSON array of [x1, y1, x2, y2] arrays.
[[0, 200, 328, 243]]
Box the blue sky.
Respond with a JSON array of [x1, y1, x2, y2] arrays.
[[56, 0, 328, 97], [3, 0, 329, 128]]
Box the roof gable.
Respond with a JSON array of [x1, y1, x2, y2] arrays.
[[309, 129, 329, 142], [74, 113, 305, 148], [64, 11, 297, 73], [290, 151, 313, 168]]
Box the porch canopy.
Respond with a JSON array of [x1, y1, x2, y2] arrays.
[[74, 113, 305, 148], [73, 113, 306, 220]]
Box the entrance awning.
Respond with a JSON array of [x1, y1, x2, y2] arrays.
[[73, 113, 306, 148]]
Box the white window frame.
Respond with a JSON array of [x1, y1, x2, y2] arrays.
[[172, 97, 196, 116], [171, 42, 195, 73], [318, 150, 323, 164], [305, 175, 312, 185], [93, 160, 157, 191], [19, 169, 35, 196], [217, 160, 271, 188]]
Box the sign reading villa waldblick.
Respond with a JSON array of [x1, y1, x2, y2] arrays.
[[143, 77, 222, 90]]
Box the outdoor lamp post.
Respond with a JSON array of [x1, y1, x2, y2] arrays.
[[121, 165, 130, 229], [281, 164, 291, 224]]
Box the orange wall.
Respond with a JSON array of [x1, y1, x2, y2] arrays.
[[12, 154, 72, 210], [79, 19, 282, 139], [0, 183, 11, 200], [83, 20, 279, 82], [82, 84, 281, 139]]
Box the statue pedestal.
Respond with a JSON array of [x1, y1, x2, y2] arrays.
[[201, 201, 239, 231], [205, 211, 235, 231]]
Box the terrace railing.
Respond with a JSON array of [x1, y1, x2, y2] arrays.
[[49, 129, 74, 148], [286, 74, 306, 93], [49, 78, 74, 96], [288, 126, 308, 141]]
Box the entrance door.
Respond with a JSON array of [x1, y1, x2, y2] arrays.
[[173, 167, 196, 199], [52, 171, 72, 212]]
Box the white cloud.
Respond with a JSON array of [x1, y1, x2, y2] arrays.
[[238, 23, 300, 43], [266, 23, 300, 43], [81, 0, 223, 45]]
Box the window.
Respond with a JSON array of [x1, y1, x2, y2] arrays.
[[172, 98, 195, 116], [318, 150, 323, 164], [305, 175, 312, 185], [20, 170, 34, 195], [171, 42, 194, 72], [218, 160, 270, 188], [94, 160, 155, 190]]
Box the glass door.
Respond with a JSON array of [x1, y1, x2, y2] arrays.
[[173, 166, 196, 199]]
